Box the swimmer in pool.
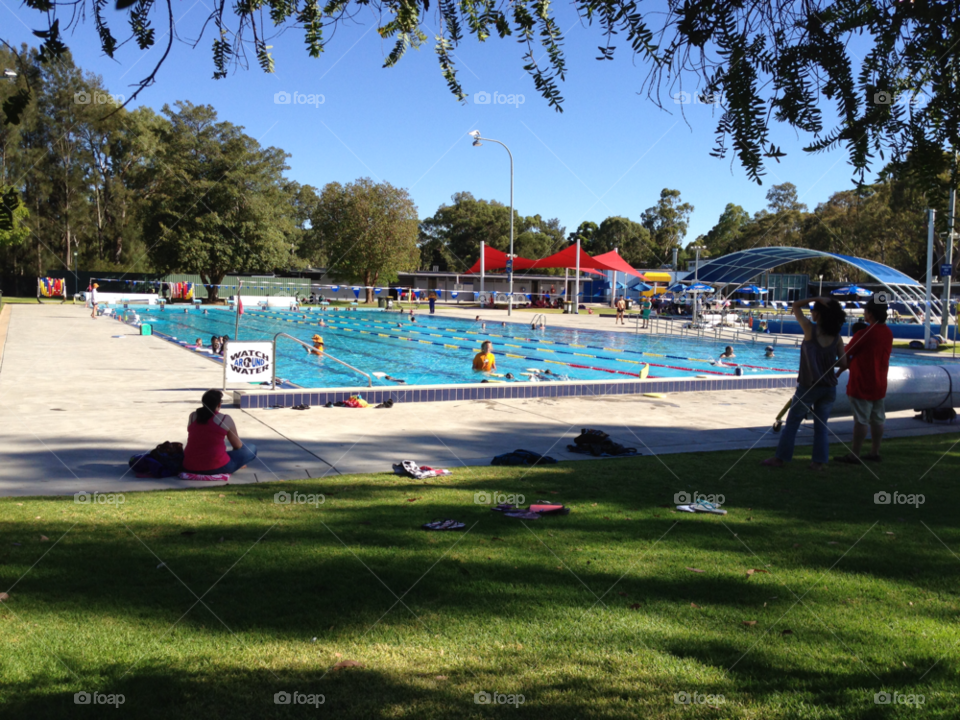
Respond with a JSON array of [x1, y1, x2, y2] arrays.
[[764, 346, 775, 358], [715, 346, 736, 366], [472, 341, 496, 372], [308, 334, 324, 356]]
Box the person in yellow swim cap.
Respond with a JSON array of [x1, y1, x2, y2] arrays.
[[309, 334, 325, 356]]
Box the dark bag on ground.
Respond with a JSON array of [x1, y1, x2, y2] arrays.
[[129, 441, 184, 478], [916, 407, 957, 424], [491, 449, 557, 466], [568, 428, 639, 457]]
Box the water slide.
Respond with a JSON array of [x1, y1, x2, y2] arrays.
[[831, 364, 960, 417]]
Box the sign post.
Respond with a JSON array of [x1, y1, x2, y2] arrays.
[[222, 341, 275, 390]]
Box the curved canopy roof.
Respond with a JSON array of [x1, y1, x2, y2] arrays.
[[692, 247, 920, 287]]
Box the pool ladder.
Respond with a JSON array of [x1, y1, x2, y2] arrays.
[[271, 332, 373, 388], [531, 313, 548, 327]]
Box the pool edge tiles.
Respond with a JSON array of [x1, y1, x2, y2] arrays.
[[232, 374, 798, 408]]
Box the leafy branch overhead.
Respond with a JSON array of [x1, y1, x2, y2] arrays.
[[2, 0, 957, 186]]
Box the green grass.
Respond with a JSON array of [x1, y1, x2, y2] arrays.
[[1, 436, 958, 718], [0, 296, 74, 305], [892, 341, 958, 354]]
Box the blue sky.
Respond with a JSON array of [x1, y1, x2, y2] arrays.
[[3, 3, 875, 253]]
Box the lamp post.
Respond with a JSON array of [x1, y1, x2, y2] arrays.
[[691, 245, 704, 324], [818, 274, 823, 296], [469, 131, 514, 316]]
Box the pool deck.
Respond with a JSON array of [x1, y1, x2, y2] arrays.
[[0, 302, 957, 498]]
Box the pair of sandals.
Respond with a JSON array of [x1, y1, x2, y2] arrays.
[[291, 404, 311, 411], [422, 519, 465, 531], [375, 399, 395, 408]]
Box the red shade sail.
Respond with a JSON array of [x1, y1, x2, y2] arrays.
[[464, 245, 536, 274], [591, 250, 647, 280], [463, 244, 645, 279]]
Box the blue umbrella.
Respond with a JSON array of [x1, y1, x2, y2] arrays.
[[737, 285, 768, 294], [628, 281, 653, 292], [668, 283, 686, 293], [687, 282, 714, 292], [832, 285, 871, 297]]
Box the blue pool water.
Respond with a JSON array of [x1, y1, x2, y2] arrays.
[[126, 306, 953, 389]]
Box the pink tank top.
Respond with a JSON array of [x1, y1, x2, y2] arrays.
[[183, 416, 230, 471]]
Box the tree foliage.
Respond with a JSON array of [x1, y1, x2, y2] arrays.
[[311, 177, 420, 302], [7, 1, 960, 189], [640, 189, 694, 266], [141, 102, 297, 301]]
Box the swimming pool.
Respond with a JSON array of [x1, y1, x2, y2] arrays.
[[126, 306, 951, 389]]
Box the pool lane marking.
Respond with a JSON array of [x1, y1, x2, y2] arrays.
[[251, 309, 709, 377], [312, 315, 725, 376], [240, 309, 753, 378], [284, 309, 772, 371]]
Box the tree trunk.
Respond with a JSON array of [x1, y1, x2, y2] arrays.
[[205, 273, 227, 303], [364, 270, 374, 303]]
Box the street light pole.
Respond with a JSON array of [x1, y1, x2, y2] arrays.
[[691, 245, 703, 324], [818, 274, 823, 296], [469, 131, 514, 316]]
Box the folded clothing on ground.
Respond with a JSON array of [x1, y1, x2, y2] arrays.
[[393, 461, 453, 479], [491, 449, 557, 466]]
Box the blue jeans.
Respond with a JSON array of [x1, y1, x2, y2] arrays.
[[208, 443, 257, 474], [776, 386, 836, 464]]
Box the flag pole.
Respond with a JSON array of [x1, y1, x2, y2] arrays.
[[235, 280, 242, 339]]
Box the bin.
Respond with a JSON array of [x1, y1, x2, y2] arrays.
[[386, 299, 394, 309], [140, 323, 152, 336], [378, 297, 387, 308], [564, 301, 575, 314]]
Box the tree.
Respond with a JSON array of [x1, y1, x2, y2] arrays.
[[284, 180, 321, 264], [0, 187, 29, 248], [568, 221, 599, 251], [641, 189, 694, 266], [141, 102, 296, 302], [10, 2, 960, 187], [419, 192, 519, 271], [593, 216, 652, 267], [312, 178, 419, 303], [702, 204, 751, 257]]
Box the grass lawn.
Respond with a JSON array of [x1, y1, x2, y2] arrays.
[[892, 341, 958, 355], [1, 436, 957, 718], [0, 297, 76, 305]]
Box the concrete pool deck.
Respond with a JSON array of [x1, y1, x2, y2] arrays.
[[0, 303, 956, 498]]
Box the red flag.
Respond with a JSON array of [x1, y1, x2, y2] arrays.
[[238, 295, 244, 316]]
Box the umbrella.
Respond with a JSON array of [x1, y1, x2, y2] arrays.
[[687, 282, 715, 293], [668, 283, 687, 293], [831, 285, 872, 297], [737, 285, 768, 294], [628, 281, 653, 292]]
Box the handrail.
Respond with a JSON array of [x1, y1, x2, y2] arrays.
[[272, 332, 372, 388], [531, 313, 547, 327]]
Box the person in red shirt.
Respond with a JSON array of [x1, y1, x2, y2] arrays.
[[835, 298, 894, 463], [183, 390, 257, 474]]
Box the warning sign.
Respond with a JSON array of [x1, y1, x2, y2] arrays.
[[224, 342, 274, 382]]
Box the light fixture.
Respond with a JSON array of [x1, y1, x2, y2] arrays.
[[3, 69, 17, 79]]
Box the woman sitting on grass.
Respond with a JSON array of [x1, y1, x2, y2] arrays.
[[762, 297, 846, 472], [182, 390, 257, 475]]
